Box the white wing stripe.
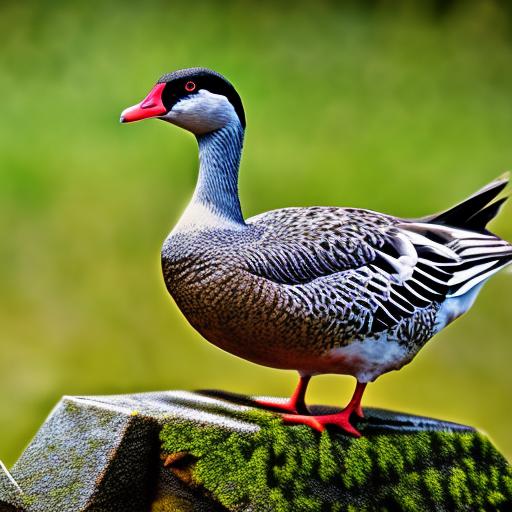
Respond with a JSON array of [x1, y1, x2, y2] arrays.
[[404, 222, 495, 240], [388, 295, 415, 314], [403, 282, 430, 302], [413, 265, 449, 284], [401, 230, 459, 259], [374, 301, 399, 323], [416, 258, 452, 274], [459, 246, 511, 257], [448, 265, 506, 297], [409, 277, 442, 295], [447, 260, 498, 286], [452, 239, 505, 248]]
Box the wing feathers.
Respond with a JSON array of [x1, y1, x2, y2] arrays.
[[245, 201, 510, 338], [400, 222, 512, 299]]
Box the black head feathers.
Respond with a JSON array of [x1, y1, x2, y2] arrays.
[[157, 67, 246, 128]]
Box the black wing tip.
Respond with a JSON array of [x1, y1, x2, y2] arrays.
[[465, 196, 509, 231], [429, 174, 509, 232]]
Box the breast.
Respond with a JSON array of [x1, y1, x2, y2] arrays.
[[160, 228, 416, 376], [161, 231, 223, 316], [161, 230, 312, 367]]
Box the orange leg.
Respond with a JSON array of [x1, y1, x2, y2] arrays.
[[282, 381, 367, 437], [254, 374, 311, 415]]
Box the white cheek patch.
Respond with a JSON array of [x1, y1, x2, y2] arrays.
[[163, 90, 239, 134]]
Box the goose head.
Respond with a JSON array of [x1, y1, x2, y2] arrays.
[[120, 67, 245, 135]]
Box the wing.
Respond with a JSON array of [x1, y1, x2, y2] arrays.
[[245, 207, 404, 286], [244, 206, 512, 336]]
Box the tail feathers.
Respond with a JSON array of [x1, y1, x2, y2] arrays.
[[464, 196, 508, 231], [427, 173, 509, 232], [403, 175, 512, 299]]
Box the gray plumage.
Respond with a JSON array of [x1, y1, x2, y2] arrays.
[[123, 68, 512, 430], [163, 180, 512, 383]]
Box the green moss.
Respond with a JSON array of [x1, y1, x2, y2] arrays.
[[64, 401, 79, 415], [160, 410, 512, 511], [503, 475, 512, 496], [396, 471, 435, 511], [449, 467, 472, 508], [21, 494, 37, 507], [374, 436, 405, 479], [341, 437, 372, 489], [423, 468, 443, 505], [87, 438, 104, 451], [48, 480, 81, 504], [318, 432, 337, 482], [457, 432, 474, 454], [488, 491, 506, 507], [433, 431, 457, 459]]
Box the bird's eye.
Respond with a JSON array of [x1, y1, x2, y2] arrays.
[[185, 81, 196, 92]]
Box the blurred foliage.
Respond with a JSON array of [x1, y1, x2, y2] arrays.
[[1, 0, 512, 467]]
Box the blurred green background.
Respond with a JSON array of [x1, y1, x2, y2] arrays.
[[1, 0, 512, 466]]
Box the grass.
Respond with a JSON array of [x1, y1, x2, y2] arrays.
[[1, 0, 512, 466]]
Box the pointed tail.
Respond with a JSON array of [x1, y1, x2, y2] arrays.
[[410, 174, 512, 297], [425, 173, 509, 233]]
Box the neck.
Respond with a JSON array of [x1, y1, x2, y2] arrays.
[[183, 121, 245, 229]]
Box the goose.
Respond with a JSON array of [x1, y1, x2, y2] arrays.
[[121, 68, 512, 436]]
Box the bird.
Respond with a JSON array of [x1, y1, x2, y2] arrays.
[[121, 67, 512, 437]]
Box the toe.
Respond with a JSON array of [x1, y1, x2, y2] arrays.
[[282, 413, 325, 431], [254, 399, 298, 414], [281, 412, 361, 436]]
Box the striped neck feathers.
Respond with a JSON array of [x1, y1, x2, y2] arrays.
[[175, 121, 245, 232]]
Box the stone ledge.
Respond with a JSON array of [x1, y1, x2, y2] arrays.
[[0, 390, 510, 511]]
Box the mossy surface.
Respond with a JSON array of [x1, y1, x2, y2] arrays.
[[3, 391, 511, 511], [160, 409, 512, 512]]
